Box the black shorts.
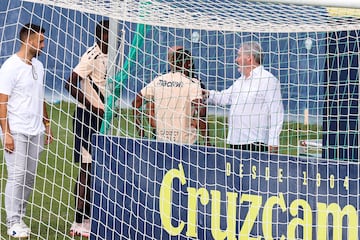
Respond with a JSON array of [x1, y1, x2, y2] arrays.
[[73, 107, 102, 163]]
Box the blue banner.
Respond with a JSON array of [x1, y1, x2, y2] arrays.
[[91, 135, 359, 240]]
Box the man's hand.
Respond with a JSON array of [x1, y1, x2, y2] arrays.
[[136, 126, 145, 137], [202, 89, 210, 100], [191, 119, 198, 128], [269, 145, 279, 153], [90, 106, 105, 118], [134, 117, 145, 137], [3, 132, 14, 153], [45, 124, 53, 145]]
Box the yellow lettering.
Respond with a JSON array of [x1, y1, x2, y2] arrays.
[[240, 164, 244, 178], [210, 190, 237, 240], [302, 171, 307, 185], [186, 187, 209, 237], [287, 199, 312, 240], [343, 176, 349, 191], [239, 194, 262, 240], [251, 166, 257, 179], [317, 173, 321, 187], [317, 203, 358, 240], [278, 168, 283, 183], [262, 193, 286, 240], [265, 167, 270, 181], [159, 164, 186, 236], [226, 162, 231, 176], [329, 174, 335, 189]]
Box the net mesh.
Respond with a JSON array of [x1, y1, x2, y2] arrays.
[[0, 0, 359, 239]]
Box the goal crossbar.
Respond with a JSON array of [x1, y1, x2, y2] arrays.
[[23, 0, 360, 33]]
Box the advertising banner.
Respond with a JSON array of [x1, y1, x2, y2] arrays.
[[91, 136, 359, 240]]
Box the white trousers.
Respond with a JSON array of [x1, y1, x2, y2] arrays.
[[3, 133, 43, 227]]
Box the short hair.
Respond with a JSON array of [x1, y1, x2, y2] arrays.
[[19, 23, 45, 42], [241, 41, 263, 64], [96, 20, 109, 41], [170, 48, 196, 78], [172, 48, 192, 68], [168, 45, 183, 58]]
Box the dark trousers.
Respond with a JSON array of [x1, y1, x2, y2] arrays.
[[229, 142, 268, 152]]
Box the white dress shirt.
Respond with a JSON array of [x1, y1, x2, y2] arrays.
[[207, 65, 284, 146]]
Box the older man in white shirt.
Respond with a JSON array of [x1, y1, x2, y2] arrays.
[[206, 42, 284, 153]]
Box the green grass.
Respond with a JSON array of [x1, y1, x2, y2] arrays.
[[0, 101, 320, 239], [1, 102, 77, 239]]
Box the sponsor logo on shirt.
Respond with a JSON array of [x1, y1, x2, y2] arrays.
[[158, 80, 184, 88]]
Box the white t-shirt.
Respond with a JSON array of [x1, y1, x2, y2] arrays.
[[73, 43, 107, 109], [208, 65, 284, 146], [0, 54, 45, 135], [141, 72, 202, 145]]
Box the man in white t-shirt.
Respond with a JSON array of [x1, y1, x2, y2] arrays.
[[133, 48, 204, 145], [206, 42, 284, 153], [64, 19, 108, 238], [0, 23, 53, 238]]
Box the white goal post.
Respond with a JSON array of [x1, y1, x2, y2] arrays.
[[1, 0, 360, 239]]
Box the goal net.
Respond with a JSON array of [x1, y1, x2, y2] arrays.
[[0, 0, 360, 239]]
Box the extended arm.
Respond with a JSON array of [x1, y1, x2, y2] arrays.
[[191, 98, 211, 146], [266, 79, 284, 153], [132, 92, 145, 137], [0, 93, 14, 153], [64, 72, 104, 117], [43, 102, 53, 145], [206, 84, 234, 107]]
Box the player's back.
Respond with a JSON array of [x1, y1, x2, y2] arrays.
[[152, 72, 202, 144]]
